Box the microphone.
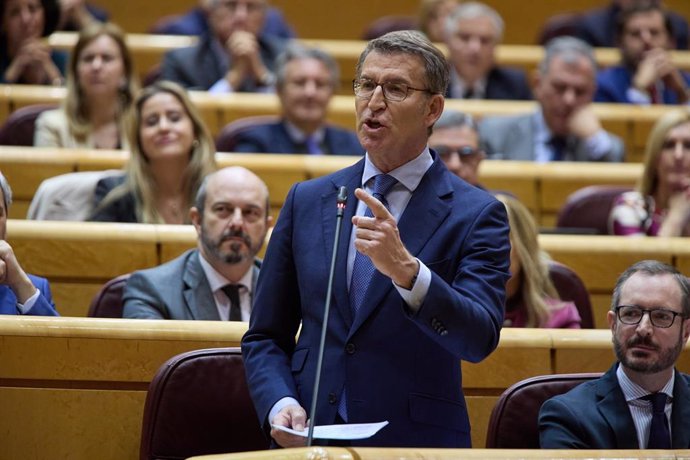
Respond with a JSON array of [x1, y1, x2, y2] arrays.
[[307, 186, 347, 446]]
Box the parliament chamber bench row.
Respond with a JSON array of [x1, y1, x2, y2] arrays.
[[3, 316, 689, 459], [0, 84, 678, 162], [0, 147, 642, 227], [7, 218, 690, 327], [45, 32, 690, 94], [57, 0, 690, 48]]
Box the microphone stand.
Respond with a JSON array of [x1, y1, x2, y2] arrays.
[[306, 186, 347, 447]]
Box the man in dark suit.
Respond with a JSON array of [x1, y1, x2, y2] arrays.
[[123, 167, 271, 320], [0, 172, 57, 316], [232, 43, 364, 155], [576, 0, 688, 50], [159, 0, 285, 92], [242, 30, 510, 448], [540, 260, 690, 449], [595, 2, 690, 105], [479, 36, 625, 162], [443, 2, 531, 100]]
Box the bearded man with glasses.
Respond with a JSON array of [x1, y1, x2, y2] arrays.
[[540, 259, 690, 449]]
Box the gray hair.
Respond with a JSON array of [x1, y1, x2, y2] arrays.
[[356, 30, 449, 96], [434, 109, 479, 132], [275, 42, 340, 89], [0, 172, 12, 212], [610, 260, 690, 317], [539, 36, 597, 76], [445, 1, 504, 42]]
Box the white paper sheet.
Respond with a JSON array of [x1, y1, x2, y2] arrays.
[[271, 421, 388, 440]]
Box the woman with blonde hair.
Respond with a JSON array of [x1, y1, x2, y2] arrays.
[[497, 193, 581, 328], [609, 108, 690, 236], [34, 22, 137, 149], [90, 81, 217, 223]]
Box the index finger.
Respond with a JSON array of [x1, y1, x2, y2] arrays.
[[355, 187, 392, 220]]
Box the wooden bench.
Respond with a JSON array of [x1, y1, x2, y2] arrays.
[[84, 0, 690, 44], [1, 83, 678, 161], [0, 146, 641, 224], [45, 32, 690, 97], [8, 215, 690, 324], [1, 317, 689, 459]]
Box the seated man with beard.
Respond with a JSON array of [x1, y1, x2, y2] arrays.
[[540, 260, 690, 449], [123, 167, 272, 321]]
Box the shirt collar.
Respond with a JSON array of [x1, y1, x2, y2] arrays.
[[197, 251, 254, 295], [283, 120, 325, 144], [616, 363, 675, 403], [361, 147, 433, 193], [449, 66, 487, 98]]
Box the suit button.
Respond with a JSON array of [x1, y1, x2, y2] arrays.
[[328, 392, 337, 404], [345, 343, 356, 354]]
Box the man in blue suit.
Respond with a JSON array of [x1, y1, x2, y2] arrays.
[[540, 260, 690, 448], [242, 30, 511, 448], [595, 2, 690, 105], [0, 173, 57, 316], [231, 43, 364, 155]]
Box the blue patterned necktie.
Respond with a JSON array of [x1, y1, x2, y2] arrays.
[[645, 392, 671, 449], [339, 174, 398, 422], [349, 174, 398, 314]]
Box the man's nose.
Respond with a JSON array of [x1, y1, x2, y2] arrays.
[[228, 207, 244, 227], [367, 85, 387, 110], [635, 312, 654, 335]]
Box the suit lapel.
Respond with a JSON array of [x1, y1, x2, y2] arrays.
[[596, 364, 640, 448], [671, 370, 690, 448], [322, 162, 363, 329], [182, 252, 221, 320], [349, 159, 452, 335], [507, 115, 534, 161]]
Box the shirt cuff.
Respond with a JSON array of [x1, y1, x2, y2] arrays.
[[585, 129, 614, 161], [208, 78, 234, 94], [16, 288, 40, 314], [394, 258, 431, 313], [626, 87, 652, 105], [268, 396, 300, 426]]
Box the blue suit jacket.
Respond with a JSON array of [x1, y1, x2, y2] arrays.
[[242, 154, 510, 447], [0, 274, 58, 316], [595, 66, 690, 104], [233, 121, 365, 155], [539, 363, 690, 448]]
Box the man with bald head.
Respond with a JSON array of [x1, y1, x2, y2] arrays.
[[123, 167, 272, 320]]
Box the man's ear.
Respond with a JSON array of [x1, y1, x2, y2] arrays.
[[190, 207, 202, 235], [426, 93, 445, 128]]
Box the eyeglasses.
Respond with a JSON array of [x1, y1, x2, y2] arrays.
[[352, 78, 433, 102], [615, 305, 685, 328], [432, 145, 484, 163]]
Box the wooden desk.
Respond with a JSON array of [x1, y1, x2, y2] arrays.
[[0, 147, 640, 226], [0, 316, 245, 460], [2, 318, 689, 458], [190, 447, 690, 460], [45, 33, 690, 97], [1, 83, 676, 162], [87, 0, 690, 44]]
